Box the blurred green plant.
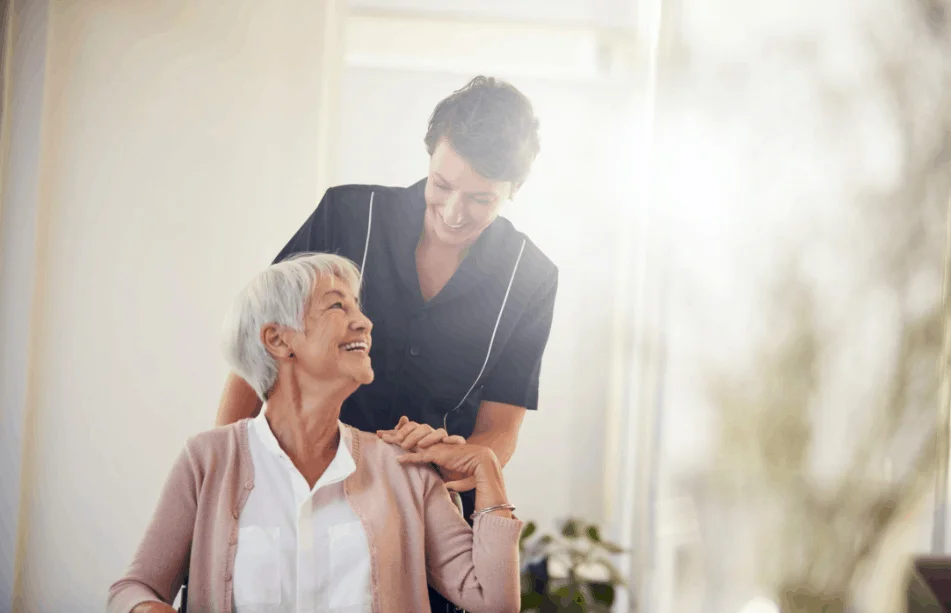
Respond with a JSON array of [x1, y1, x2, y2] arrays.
[[518, 518, 632, 612]]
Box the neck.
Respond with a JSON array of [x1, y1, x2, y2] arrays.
[[418, 230, 471, 261], [264, 378, 352, 468]]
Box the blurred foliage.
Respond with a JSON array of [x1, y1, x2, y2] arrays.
[[518, 518, 631, 612], [700, 2, 951, 610]]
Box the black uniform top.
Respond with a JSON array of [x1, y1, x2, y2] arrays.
[[274, 178, 558, 439]]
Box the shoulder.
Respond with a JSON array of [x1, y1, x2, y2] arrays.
[[180, 421, 246, 474], [325, 181, 419, 209], [348, 427, 440, 488], [492, 216, 559, 293], [321, 181, 424, 233]]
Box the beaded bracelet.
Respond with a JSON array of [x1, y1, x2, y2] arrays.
[[470, 503, 516, 520]]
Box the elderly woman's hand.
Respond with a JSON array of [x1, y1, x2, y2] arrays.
[[396, 443, 511, 516], [395, 441, 495, 481], [377, 416, 465, 451], [379, 416, 478, 491]]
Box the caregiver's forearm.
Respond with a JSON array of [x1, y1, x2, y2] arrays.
[[215, 373, 263, 426], [466, 430, 516, 467], [438, 428, 518, 486], [438, 402, 524, 485]]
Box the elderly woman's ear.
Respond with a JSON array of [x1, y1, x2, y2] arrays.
[[261, 323, 296, 359]]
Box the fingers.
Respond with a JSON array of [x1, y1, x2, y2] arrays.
[[395, 442, 456, 465], [444, 476, 477, 493], [376, 417, 460, 451], [377, 416, 418, 445], [395, 450, 434, 465], [416, 428, 458, 449], [377, 428, 409, 445], [399, 424, 437, 450]]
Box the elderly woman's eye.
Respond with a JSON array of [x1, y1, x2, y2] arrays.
[[330, 302, 344, 309]]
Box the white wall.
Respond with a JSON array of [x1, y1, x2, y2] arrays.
[[647, 0, 951, 610], [6, 1, 337, 610]]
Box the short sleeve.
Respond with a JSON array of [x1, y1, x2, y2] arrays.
[[480, 271, 558, 411], [272, 188, 336, 264]]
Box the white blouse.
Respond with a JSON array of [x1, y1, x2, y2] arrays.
[[234, 412, 372, 613]]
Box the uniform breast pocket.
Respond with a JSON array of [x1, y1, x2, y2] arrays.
[[233, 525, 282, 607], [328, 521, 372, 610]]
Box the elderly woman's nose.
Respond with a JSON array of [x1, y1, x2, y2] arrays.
[[351, 312, 372, 332]]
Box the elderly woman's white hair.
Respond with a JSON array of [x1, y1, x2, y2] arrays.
[[222, 252, 362, 400]]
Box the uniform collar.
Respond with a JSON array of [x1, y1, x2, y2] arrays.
[[395, 177, 516, 308]]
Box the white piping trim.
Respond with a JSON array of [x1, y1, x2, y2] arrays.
[[359, 192, 374, 286], [444, 237, 527, 429]]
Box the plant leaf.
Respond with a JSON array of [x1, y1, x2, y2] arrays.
[[553, 583, 585, 606], [521, 521, 537, 542], [520, 591, 545, 609], [590, 583, 616, 605], [599, 540, 625, 554], [586, 525, 602, 542], [561, 519, 580, 538]]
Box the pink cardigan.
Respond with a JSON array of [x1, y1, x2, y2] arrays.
[[108, 420, 522, 613]]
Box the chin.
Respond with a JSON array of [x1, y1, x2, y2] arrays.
[[433, 224, 472, 246], [354, 367, 375, 386]]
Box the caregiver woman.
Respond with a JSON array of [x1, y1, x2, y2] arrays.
[[216, 75, 559, 510], [108, 254, 521, 613]]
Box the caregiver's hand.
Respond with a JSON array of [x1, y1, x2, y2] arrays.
[[377, 416, 466, 450], [378, 416, 476, 491], [396, 443, 511, 517]]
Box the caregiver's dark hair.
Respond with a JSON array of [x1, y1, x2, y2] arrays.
[[424, 76, 541, 187]]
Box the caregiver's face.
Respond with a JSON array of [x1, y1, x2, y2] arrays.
[[289, 274, 374, 386], [423, 139, 514, 248]]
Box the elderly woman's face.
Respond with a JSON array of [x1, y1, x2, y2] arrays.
[[287, 274, 374, 387]]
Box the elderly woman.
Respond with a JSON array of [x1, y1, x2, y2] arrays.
[[108, 253, 522, 613]]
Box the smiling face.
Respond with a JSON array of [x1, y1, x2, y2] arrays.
[[422, 139, 515, 248], [282, 274, 374, 387]]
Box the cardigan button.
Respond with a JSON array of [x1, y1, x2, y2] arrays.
[[232, 509, 239, 519], [245, 481, 253, 490], [225, 572, 232, 582], [229, 534, 237, 545]]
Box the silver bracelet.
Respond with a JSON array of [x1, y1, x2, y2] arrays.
[[470, 503, 515, 520]]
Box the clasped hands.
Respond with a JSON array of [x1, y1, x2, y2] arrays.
[[377, 416, 491, 493]]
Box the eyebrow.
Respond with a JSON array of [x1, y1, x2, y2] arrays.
[[322, 288, 359, 305], [433, 172, 496, 199]]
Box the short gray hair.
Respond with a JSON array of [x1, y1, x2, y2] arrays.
[[222, 252, 362, 401]]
